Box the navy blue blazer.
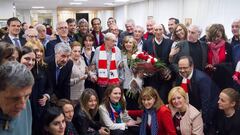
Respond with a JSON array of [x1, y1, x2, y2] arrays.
[[45, 55, 73, 99], [2, 34, 26, 47], [175, 69, 220, 131], [45, 35, 62, 57]]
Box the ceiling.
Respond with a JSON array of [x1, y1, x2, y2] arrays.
[[14, 0, 145, 10]]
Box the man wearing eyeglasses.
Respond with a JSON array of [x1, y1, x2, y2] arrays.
[[2, 17, 26, 49], [45, 21, 70, 57]]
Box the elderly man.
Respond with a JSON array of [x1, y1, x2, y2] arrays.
[[170, 25, 208, 72], [133, 25, 145, 52], [142, 24, 173, 103], [45, 21, 70, 57], [0, 62, 34, 134], [2, 17, 26, 48], [109, 24, 122, 49], [45, 42, 73, 100], [229, 19, 240, 47], [35, 24, 51, 48], [24, 28, 38, 42], [175, 56, 219, 134], [92, 32, 121, 101], [143, 19, 155, 40], [167, 17, 179, 39], [120, 19, 135, 40]]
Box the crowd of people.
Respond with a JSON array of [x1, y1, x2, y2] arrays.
[[0, 16, 240, 135]]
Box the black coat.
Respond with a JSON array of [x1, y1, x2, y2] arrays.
[[2, 34, 26, 46], [45, 55, 73, 99], [72, 104, 101, 135], [45, 35, 62, 57]]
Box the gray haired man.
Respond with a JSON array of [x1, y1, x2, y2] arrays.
[[0, 62, 34, 134]]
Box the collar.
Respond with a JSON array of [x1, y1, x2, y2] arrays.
[[0, 109, 12, 131], [8, 34, 19, 40], [59, 36, 70, 43], [154, 37, 163, 45], [182, 69, 193, 80]]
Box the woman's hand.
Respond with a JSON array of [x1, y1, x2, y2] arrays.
[[98, 127, 110, 135], [126, 119, 139, 127]]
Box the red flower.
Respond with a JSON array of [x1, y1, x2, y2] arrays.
[[151, 58, 155, 65]]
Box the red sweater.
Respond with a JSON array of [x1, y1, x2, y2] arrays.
[[128, 106, 176, 135]]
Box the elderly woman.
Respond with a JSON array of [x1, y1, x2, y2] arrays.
[[70, 41, 87, 101], [206, 24, 233, 89], [168, 86, 204, 135]]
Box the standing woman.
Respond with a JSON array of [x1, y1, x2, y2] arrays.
[[214, 88, 240, 135], [99, 85, 139, 135], [81, 33, 97, 89], [73, 88, 110, 135], [70, 41, 87, 101], [168, 86, 204, 135], [25, 40, 52, 135], [206, 24, 233, 89], [19, 45, 36, 70], [138, 86, 176, 135], [121, 36, 140, 110], [76, 18, 89, 45]]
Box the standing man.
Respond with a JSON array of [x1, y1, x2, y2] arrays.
[[133, 25, 145, 52], [45, 21, 70, 57], [120, 19, 135, 40], [143, 19, 155, 41], [35, 24, 51, 48], [2, 17, 26, 48], [91, 18, 104, 48], [175, 56, 219, 133], [229, 19, 240, 47], [167, 17, 179, 39], [66, 18, 78, 42], [92, 33, 121, 101], [46, 42, 73, 100], [0, 62, 34, 134]]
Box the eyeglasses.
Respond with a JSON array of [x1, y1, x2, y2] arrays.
[[27, 35, 38, 38]]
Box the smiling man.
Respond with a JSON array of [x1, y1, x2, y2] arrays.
[[0, 61, 34, 135]]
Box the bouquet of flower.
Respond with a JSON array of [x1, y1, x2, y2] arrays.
[[130, 51, 166, 75]]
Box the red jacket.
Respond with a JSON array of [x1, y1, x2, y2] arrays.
[[128, 105, 176, 135]]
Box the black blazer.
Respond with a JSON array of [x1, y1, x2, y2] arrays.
[[2, 34, 26, 46], [45, 55, 73, 99]]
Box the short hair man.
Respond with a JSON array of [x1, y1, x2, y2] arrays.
[[133, 25, 145, 52], [45, 42, 73, 100], [176, 56, 219, 133], [66, 18, 78, 42], [120, 19, 135, 40], [167, 17, 179, 38], [102, 17, 116, 34], [91, 18, 104, 48], [229, 19, 240, 47], [35, 24, 51, 48], [45, 21, 70, 57], [92, 32, 121, 101], [0, 62, 34, 134], [2, 17, 26, 48], [143, 19, 155, 40]]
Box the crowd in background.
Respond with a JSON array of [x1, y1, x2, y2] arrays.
[[0, 16, 240, 135]]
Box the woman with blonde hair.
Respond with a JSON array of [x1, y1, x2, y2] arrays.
[[121, 36, 141, 110], [168, 86, 204, 135], [25, 40, 52, 135]]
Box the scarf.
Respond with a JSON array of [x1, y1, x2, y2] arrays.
[[97, 44, 119, 86], [110, 102, 122, 123], [208, 39, 226, 65], [140, 109, 158, 135]]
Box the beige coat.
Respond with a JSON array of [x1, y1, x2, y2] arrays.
[[169, 104, 204, 135]]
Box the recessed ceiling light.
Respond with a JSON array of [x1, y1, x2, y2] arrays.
[[104, 3, 114, 6], [32, 6, 45, 9], [70, 2, 82, 5], [73, 0, 87, 1], [115, 0, 129, 2]]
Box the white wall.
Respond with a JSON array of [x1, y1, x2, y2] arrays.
[[114, 0, 240, 37], [0, 0, 15, 19]]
